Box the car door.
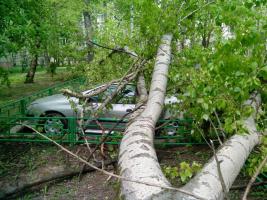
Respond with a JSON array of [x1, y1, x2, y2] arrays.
[[84, 84, 136, 133], [106, 84, 136, 116], [99, 84, 136, 131]]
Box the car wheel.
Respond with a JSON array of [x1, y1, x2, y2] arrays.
[[42, 113, 67, 134], [167, 121, 179, 136]]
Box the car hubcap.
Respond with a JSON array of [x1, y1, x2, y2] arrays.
[[167, 122, 179, 135], [44, 119, 64, 134]]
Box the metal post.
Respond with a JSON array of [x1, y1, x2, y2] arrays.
[[68, 117, 77, 145], [20, 99, 26, 116], [48, 88, 53, 96]]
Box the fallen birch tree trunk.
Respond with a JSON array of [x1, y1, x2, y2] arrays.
[[118, 34, 173, 200], [153, 94, 262, 200], [118, 34, 262, 199], [180, 94, 261, 199]]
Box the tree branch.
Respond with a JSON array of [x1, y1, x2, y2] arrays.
[[210, 118, 223, 145], [210, 140, 229, 200], [78, 102, 146, 181], [61, 73, 135, 100], [242, 155, 267, 200], [179, 1, 215, 23], [96, 59, 146, 112], [88, 40, 138, 58]]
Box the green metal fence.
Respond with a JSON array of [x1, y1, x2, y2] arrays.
[[0, 116, 198, 145]]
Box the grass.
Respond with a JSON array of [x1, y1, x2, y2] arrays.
[[0, 67, 73, 105]]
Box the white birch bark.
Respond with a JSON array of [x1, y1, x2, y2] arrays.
[[118, 33, 261, 200], [119, 34, 173, 200], [152, 94, 262, 200], [179, 94, 261, 200]]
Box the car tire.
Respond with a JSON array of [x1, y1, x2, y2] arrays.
[[167, 121, 179, 136], [156, 121, 179, 136], [41, 112, 68, 134]]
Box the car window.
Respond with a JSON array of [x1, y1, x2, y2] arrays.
[[99, 85, 116, 102], [114, 85, 136, 104], [88, 95, 99, 103], [84, 84, 136, 104], [102, 84, 136, 104]]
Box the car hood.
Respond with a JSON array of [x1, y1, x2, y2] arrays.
[[30, 94, 78, 105]]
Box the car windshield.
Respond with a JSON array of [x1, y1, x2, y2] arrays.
[[82, 84, 136, 104]]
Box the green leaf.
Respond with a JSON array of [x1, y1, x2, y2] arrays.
[[217, 99, 226, 110], [202, 114, 209, 121]]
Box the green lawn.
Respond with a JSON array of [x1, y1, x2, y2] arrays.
[[0, 67, 73, 105]]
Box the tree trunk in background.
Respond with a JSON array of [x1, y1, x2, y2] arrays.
[[21, 50, 28, 73], [25, 53, 38, 83], [83, 0, 93, 62], [119, 34, 173, 200], [11, 53, 16, 67], [44, 51, 50, 68], [202, 29, 212, 48], [25, 25, 40, 83]]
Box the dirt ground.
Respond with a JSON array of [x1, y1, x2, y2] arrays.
[[0, 143, 266, 200]]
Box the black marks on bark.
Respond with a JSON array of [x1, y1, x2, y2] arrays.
[[233, 140, 249, 153], [157, 73, 168, 79], [156, 61, 167, 66], [138, 123, 155, 131], [201, 181, 211, 189], [138, 116, 154, 122], [130, 153, 158, 162], [140, 144, 150, 151], [196, 172, 223, 188], [119, 149, 128, 159], [220, 143, 234, 150], [197, 170, 223, 185], [219, 154, 236, 166], [127, 139, 153, 148], [120, 167, 129, 176], [131, 132, 149, 138], [153, 68, 161, 73], [155, 101, 163, 108], [137, 175, 164, 183], [154, 87, 164, 93], [122, 131, 149, 143]]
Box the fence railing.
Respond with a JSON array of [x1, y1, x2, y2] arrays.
[[0, 116, 198, 145]]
